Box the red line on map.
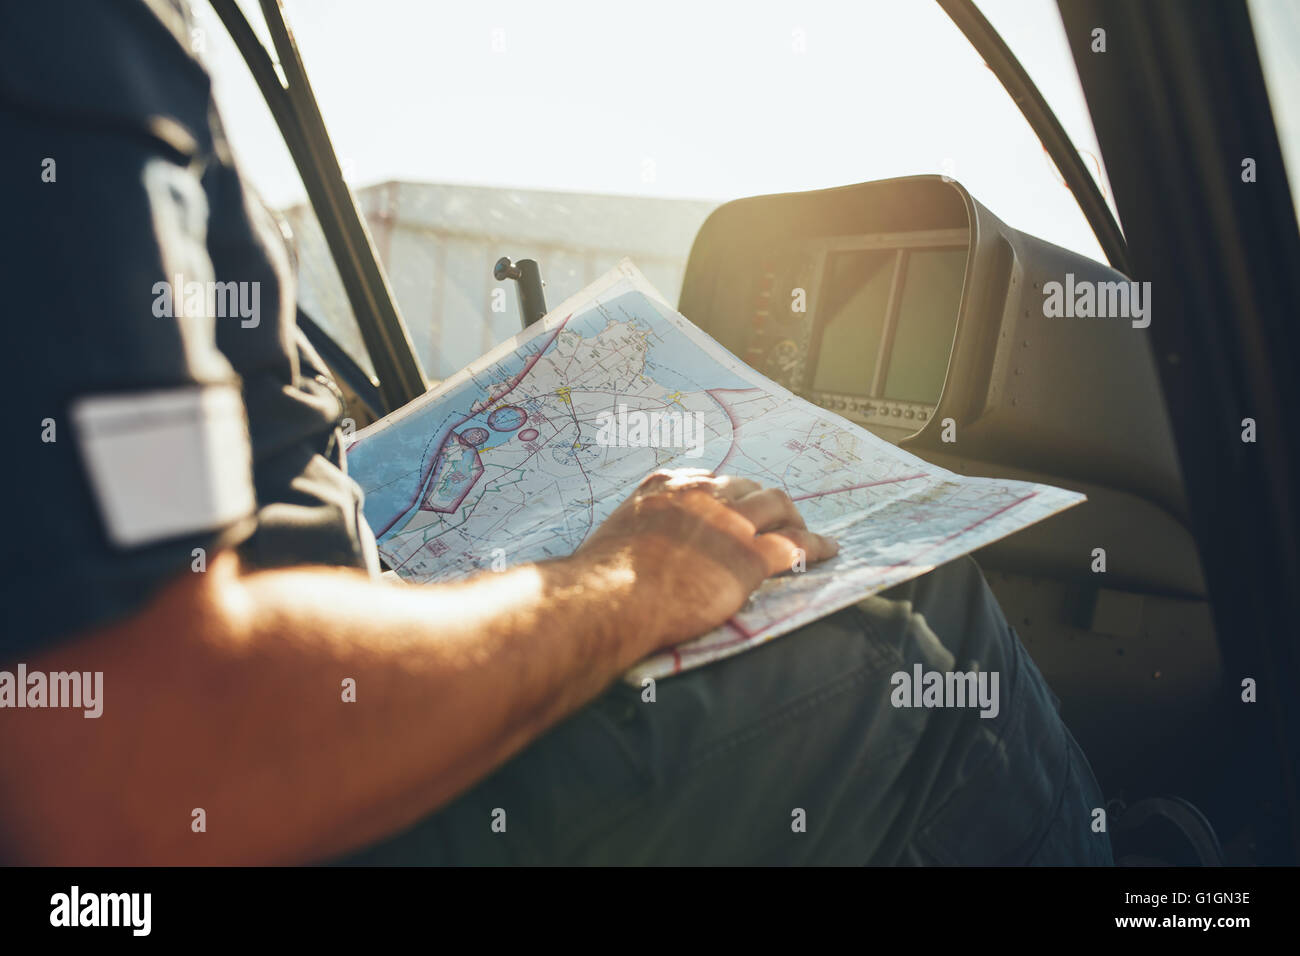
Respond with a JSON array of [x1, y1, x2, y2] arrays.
[[704, 388, 758, 471], [789, 473, 928, 502]]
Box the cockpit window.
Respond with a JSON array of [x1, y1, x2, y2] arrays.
[[972, 0, 1123, 241], [192, 0, 377, 379], [1248, 0, 1300, 223], [198, 0, 1121, 379]]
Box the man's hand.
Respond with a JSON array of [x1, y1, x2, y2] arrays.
[[577, 469, 838, 651]]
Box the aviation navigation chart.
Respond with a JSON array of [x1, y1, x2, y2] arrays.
[[347, 261, 1084, 681]]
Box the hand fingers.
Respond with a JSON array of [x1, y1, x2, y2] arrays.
[[637, 470, 760, 502], [732, 486, 805, 532], [637, 468, 713, 491], [631, 470, 837, 578], [713, 475, 762, 501], [752, 526, 839, 576]]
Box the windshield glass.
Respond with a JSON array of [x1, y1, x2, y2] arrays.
[[973, 0, 1122, 234], [1248, 0, 1300, 222], [194, 0, 376, 378], [199, 0, 1113, 380]]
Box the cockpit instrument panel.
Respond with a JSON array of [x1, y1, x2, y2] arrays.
[[739, 230, 967, 440]]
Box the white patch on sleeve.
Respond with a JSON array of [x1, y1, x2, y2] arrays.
[[72, 386, 256, 548]]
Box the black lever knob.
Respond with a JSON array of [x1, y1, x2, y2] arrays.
[[493, 257, 522, 282], [494, 256, 548, 329]]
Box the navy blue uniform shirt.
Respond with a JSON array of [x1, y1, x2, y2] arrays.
[[1, 0, 379, 659]]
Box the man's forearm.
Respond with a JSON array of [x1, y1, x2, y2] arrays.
[[0, 550, 654, 865]]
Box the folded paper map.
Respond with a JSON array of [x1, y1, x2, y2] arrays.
[[347, 261, 1084, 683]]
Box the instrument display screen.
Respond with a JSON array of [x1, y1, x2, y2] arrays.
[[808, 244, 966, 405], [809, 248, 895, 395]]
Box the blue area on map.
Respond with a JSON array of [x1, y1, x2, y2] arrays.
[[349, 288, 754, 543], [604, 293, 753, 394]]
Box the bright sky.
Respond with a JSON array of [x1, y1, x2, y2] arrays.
[[195, 0, 1121, 263]]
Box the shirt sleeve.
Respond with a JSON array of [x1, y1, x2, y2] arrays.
[[0, 1, 259, 659]]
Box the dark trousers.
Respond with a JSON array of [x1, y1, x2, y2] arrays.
[[342, 557, 1113, 865]]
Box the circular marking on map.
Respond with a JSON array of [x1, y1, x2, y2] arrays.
[[487, 405, 527, 432], [517, 428, 540, 443], [552, 440, 601, 467], [458, 427, 490, 447]]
